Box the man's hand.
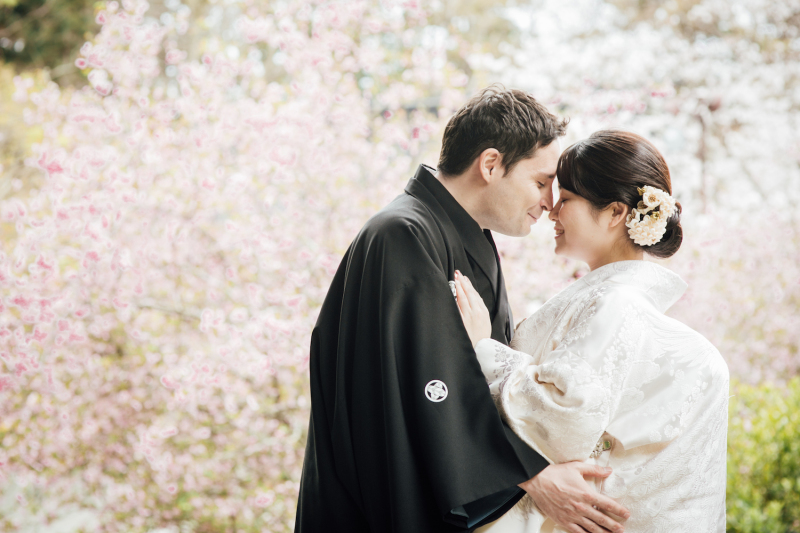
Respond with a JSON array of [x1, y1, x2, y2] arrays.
[[520, 462, 630, 533]]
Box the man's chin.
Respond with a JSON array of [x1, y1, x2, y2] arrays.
[[487, 218, 534, 237], [512, 225, 532, 238], [489, 224, 530, 237]]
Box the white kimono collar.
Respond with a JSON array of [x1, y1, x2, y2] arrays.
[[577, 260, 688, 313]]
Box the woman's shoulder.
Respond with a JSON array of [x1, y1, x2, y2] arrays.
[[582, 261, 688, 313], [657, 314, 730, 379], [585, 280, 654, 315], [515, 278, 649, 335], [585, 282, 728, 375]]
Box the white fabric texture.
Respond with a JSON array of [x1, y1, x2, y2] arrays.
[[475, 261, 729, 533]]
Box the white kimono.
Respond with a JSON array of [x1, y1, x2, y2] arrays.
[[475, 261, 729, 533]]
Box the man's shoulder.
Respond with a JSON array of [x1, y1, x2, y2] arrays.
[[346, 192, 447, 271], [360, 193, 439, 241]]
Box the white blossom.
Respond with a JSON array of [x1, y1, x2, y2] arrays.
[[626, 186, 675, 245]]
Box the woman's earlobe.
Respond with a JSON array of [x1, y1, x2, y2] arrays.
[[609, 202, 629, 227]]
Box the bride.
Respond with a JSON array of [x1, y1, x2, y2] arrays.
[[454, 130, 729, 533]]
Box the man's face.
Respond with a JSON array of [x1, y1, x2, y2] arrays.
[[481, 141, 560, 237]]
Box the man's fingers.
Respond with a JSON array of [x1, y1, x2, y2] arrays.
[[579, 518, 609, 533], [581, 505, 624, 533], [574, 463, 613, 479], [577, 515, 608, 533], [565, 524, 590, 533], [590, 493, 630, 522]]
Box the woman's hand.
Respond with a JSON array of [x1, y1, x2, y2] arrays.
[[454, 270, 492, 348]]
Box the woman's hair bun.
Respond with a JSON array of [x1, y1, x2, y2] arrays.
[[646, 201, 682, 259]]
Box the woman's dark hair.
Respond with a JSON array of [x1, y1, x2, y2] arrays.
[[438, 84, 568, 176], [556, 130, 683, 259]]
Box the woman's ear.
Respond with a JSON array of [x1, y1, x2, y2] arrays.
[[608, 202, 630, 228]]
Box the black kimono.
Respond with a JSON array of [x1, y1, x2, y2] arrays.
[[295, 165, 549, 532]]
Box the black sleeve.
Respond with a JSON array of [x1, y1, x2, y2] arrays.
[[374, 223, 547, 524]]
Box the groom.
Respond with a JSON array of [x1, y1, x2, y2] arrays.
[[296, 86, 630, 532]]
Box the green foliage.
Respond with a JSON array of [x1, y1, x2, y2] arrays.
[[0, 65, 46, 202], [0, 0, 97, 75], [727, 379, 800, 533]]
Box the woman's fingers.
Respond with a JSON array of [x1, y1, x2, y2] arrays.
[[459, 273, 486, 312], [455, 271, 492, 345], [454, 275, 471, 313]]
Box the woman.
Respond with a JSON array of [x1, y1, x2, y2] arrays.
[[455, 130, 729, 533]]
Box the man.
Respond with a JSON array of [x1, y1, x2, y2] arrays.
[[296, 86, 630, 532]]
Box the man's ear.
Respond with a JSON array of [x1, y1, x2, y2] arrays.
[[477, 148, 503, 184], [608, 202, 630, 228]]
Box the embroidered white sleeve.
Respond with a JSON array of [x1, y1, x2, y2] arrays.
[[474, 337, 527, 404], [494, 288, 644, 464]]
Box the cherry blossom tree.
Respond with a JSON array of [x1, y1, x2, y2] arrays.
[[1, 0, 797, 531], [0, 0, 470, 530]]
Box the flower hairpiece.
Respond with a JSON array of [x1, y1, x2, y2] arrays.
[[625, 185, 677, 246]]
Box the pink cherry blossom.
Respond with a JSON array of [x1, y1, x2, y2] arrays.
[[1, 0, 796, 531]]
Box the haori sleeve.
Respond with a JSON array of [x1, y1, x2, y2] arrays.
[[373, 221, 547, 526]]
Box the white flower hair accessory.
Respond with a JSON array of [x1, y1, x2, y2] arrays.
[[625, 185, 677, 246]]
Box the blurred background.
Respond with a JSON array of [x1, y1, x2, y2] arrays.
[[0, 0, 798, 531]]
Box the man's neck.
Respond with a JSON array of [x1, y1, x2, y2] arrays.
[[434, 170, 487, 230]]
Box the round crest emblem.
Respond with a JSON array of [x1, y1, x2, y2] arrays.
[[425, 380, 448, 402]]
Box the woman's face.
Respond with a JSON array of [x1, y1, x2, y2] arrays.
[[549, 186, 625, 269]]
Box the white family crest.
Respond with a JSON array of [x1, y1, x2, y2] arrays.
[[425, 380, 448, 402], [448, 280, 457, 300]]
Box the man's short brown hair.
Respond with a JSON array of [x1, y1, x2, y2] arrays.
[[437, 85, 568, 176]]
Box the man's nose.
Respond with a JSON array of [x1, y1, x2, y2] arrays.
[[541, 190, 554, 211], [548, 201, 560, 221]]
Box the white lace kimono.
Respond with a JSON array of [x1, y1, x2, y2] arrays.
[[475, 261, 729, 533]]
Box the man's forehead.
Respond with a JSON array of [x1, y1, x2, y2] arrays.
[[529, 144, 561, 167], [530, 164, 556, 179]]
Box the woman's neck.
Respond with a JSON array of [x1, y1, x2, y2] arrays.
[[587, 246, 644, 271]]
